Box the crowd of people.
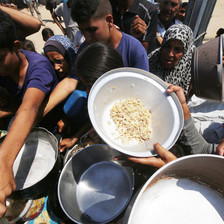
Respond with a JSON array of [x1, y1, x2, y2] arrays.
[[0, 0, 223, 223]]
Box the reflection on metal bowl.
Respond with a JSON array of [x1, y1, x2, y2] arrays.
[[58, 144, 135, 224], [123, 154, 224, 224], [0, 127, 61, 200], [88, 68, 184, 157]]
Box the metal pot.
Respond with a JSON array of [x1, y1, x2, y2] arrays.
[[58, 144, 135, 224], [123, 154, 224, 224], [0, 127, 61, 200], [191, 35, 224, 102]]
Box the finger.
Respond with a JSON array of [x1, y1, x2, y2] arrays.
[[166, 84, 179, 93], [154, 143, 176, 163], [0, 202, 7, 218], [114, 154, 128, 161], [59, 145, 66, 153]]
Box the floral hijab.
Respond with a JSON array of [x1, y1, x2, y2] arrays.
[[148, 24, 195, 96], [44, 35, 78, 69]]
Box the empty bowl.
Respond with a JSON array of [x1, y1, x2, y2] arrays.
[[57, 144, 134, 224]]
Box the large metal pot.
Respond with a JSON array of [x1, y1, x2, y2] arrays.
[[123, 154, 224, 224], [191, 35, 224, 102], [0, 127, 61, 200], [58, 144, 135, 224]]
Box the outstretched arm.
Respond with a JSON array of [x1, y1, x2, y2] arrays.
[[0, 5, 41, 39], [0, 88, 45, 218], [42, 77, 78, 117], [52, 10, 66, 35]]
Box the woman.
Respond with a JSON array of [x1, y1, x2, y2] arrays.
[[43, 35, 85, 116], [44, 35, 78, 81], [148, 24, 195, 97], [43, 35, 86, 142]]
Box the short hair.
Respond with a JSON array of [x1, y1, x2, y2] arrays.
[[71, 0, 112, 24], [76, 42, 124, 87], [42, 28, 55, 42], [0, 9, 17, 50], [21, 39, 36, 52]]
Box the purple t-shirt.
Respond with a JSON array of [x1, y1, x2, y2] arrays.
[[0, 50, 58, 104], [78, 32, 149, 71], [0, 50, 59, 132], [116, 32, 149, 71]]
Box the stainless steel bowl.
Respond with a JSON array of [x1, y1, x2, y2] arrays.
[[0, 127, 61, 200], [123, 154, 224, 224], [58, 144, 135, 224], [88, 68, 184, 157]]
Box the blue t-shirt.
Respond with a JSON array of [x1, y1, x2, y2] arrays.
[[116, 32, 149, 71], [78, 32, 149, 71], [0, 50, 58, 104], [0, 50, 60, 132]]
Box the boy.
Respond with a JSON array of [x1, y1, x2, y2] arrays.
[[0, 9, 58, 217], [71, 0, 149, 71]]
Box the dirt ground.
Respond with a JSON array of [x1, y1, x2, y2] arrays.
[[23, 0, 224, 54]]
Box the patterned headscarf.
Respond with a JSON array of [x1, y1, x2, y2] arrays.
[[44, 35, 78, 68], [148, 24, 195, 96]]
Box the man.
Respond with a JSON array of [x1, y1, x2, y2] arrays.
[[109, 0, 158, 53], [52, 0, 85, 47], [23, 0, 44, 26], [156, 0, 182, 46], [176, 2, 188, 22], [71, 0, 149, 71], [0, 9, 58, 217]]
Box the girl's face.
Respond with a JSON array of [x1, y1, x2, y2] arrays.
[[160, 39, 184, 69], [46, 51, 70, 80]]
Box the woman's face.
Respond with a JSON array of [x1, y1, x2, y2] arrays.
[[46, 51, 70, 80], [160, 39, 184, 69]]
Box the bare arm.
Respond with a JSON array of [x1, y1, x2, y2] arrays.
[[43, 77, 78, 117], [0, 88, 45, 217], [52, 11, 66, 35], [0, 5, 41, 39]]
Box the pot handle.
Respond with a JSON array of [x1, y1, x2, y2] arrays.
[[79, 132, 89, 147]]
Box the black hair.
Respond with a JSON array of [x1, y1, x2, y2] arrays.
[[21, 39, 36, 52], [76, 42, 124, 87], [0, 9, 18, 50], [42, 28, 55, 42], [71, 0, 112, 24]]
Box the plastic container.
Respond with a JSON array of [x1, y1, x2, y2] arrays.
[[63, 90, 87, 119]]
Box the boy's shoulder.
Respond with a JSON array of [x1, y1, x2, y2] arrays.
[[120, 32, 143, 46]]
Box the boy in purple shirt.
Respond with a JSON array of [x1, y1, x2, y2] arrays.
[[0, 9, 58, 217], [71, 0, 149, 71]]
